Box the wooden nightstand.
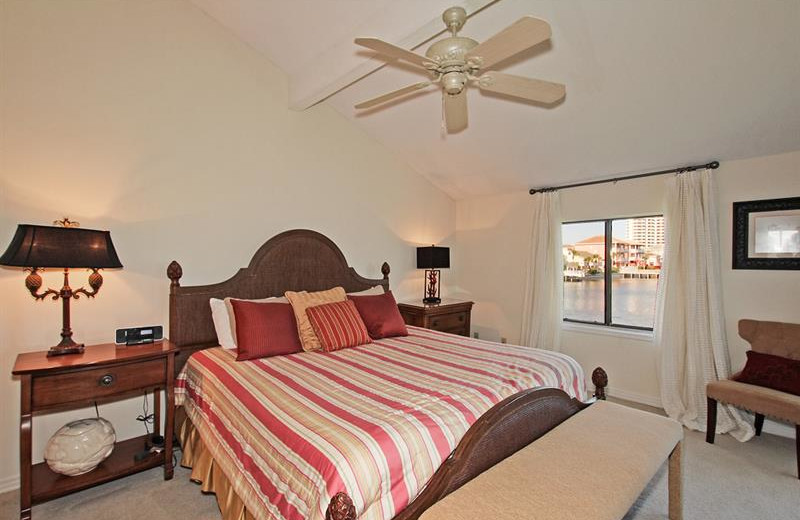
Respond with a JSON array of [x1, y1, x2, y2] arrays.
[[397, 299, 473, 337], [12, 340, 177, 520]]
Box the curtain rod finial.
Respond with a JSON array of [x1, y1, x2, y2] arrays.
[[709, 161, 720, 169]]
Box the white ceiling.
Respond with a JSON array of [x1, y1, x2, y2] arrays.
[[191, 0, 800, 199]]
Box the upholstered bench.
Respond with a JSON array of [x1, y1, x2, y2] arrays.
[[420, 401, 684, 520]]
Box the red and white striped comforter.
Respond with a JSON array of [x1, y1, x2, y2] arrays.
[[175, 326, 586, 520]]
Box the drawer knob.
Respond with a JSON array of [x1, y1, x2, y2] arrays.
[[99, 374, 115, 387]]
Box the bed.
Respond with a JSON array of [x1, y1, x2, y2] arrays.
[[167, 229, 608, 520]]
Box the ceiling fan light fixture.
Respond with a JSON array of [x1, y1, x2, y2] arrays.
[[442, 72, 467, 95]]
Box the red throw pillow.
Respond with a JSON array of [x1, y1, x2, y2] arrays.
[[736, 350, 800, 396], [348, 291, 408, 339], [306, 300, 372, 352], [231, 300, 303, 361]]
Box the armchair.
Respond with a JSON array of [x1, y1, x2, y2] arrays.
[[706, 319, 800, 479]]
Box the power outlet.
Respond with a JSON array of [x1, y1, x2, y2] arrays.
[[501, 337, 507, 344], [473, 332, 480, 339]]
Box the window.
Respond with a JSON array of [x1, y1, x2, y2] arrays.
[[562, 216, 663, 330]]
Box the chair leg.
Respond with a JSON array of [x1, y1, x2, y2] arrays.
[[795, 425, 799, 480], [668, 441, 683, 520], [754, 414, 765, 436], [706, 397, 717, 444]]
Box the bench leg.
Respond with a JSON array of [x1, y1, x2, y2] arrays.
[[668, 441, 683, 520], [706, 397, 717, 444], [754, 414, 764, 436], [796, 425, 799, 480]]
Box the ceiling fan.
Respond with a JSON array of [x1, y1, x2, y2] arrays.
[[354, 6, 565, 133]]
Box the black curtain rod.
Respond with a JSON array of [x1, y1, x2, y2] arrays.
[[529, 160, 720, 195]]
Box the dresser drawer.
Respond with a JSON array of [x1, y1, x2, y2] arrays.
[[427, 311, 468, 332], [32, 358, 166, 409]]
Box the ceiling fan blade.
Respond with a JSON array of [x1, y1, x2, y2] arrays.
[[478, 72, 565, 104], [466, 16, 551, 71], [355, 38, 436, 69], [444, 90, 468, 133], [354, 82, 432, 109]]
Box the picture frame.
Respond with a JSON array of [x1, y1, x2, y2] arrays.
[[732, 196, 800, 270]]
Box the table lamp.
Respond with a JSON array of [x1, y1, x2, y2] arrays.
[[0, 219, 123, 356], [416, 245, 450, 304]]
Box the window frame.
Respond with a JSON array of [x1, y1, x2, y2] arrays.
[[561, 214, 663, 332]]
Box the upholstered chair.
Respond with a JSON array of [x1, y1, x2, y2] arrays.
[[706, 319, 800, 479]]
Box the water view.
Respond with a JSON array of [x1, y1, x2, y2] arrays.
[[563, 278, 658, 328]]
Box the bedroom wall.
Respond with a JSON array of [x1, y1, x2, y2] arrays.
[[456, 150, 800, 413], [0, 1, 455, 490]]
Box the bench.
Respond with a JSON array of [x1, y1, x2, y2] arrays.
[[420, 401, 684, 520]]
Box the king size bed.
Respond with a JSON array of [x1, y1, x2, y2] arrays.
[[166, 229, 607, 520]]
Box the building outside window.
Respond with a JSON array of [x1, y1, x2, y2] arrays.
[[562, 216, 664, 330]]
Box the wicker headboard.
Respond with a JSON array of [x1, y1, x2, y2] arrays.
[[166, 229, 389, 369]]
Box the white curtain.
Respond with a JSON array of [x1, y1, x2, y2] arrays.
[[521, 191, 563, 351], [656, 169, 753, 441]]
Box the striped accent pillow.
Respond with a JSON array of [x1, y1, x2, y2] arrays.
[[306, 300, 372, 352]]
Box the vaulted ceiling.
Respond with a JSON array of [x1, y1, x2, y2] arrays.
[[191, 0, 800, 198]]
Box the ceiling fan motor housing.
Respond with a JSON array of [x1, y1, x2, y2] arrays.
[[425, 37, 478, 63]]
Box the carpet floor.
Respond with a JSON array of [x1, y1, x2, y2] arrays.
[[2, 420, 797, 519]]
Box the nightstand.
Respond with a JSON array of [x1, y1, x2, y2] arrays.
[[397, 299, 473, 337], [12, 340, 177, 520]]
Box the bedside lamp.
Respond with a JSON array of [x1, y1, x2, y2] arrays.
[[0, 220, 123, 356], [417, 245, 450, 304]]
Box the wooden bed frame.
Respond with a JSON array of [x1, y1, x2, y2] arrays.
[[166, 229, 608, 520]]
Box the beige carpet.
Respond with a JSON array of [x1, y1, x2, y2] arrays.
[[2, 422, 797, 519]]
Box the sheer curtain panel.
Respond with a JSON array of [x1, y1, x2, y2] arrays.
[[656, 169, 753, 441], [521, 191, 563, 351]]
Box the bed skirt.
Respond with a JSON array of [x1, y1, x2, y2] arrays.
[[177, 408, 255, 520]]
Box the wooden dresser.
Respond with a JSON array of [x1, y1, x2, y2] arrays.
[[397, 299, 473, 337], [12, 341, 177, 520]]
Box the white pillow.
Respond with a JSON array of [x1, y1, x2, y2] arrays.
[[210, 296, 288, 349], [347, 285, 385, 296]]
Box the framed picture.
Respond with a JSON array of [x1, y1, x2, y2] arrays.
[[732, 196, 800, 270]]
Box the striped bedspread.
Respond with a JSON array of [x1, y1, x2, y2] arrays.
[[175, 326, 586, 520]]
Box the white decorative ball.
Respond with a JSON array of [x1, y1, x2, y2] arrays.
[[44, 418, 116, 476]]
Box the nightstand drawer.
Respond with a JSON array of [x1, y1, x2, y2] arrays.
[[32, 358, 165, 408], [428, 311, 468, 332]]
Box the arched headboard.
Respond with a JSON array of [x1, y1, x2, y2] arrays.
[[167, 229, 390, 370]]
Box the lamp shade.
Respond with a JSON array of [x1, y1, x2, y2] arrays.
[[0, 225, 123, 269], [416, 246, 450, 269]]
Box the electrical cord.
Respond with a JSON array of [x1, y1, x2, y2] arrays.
[[136, 390, 155, 436]]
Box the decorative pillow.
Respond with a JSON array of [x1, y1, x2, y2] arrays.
[[210, 296, 287, 349], [348, 291, 408, 339], [306, 300, 372, 352], [285, 287, 347, 351], [736, 350, 800, 396], [347, 285, 385, 297], [230, 300, 303, 361]]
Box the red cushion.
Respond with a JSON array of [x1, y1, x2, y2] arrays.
[[736, 350, 800, 396], [348, 291, 408, 339], [230, 300, 303, 361], [306, 300, 372, 352]]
